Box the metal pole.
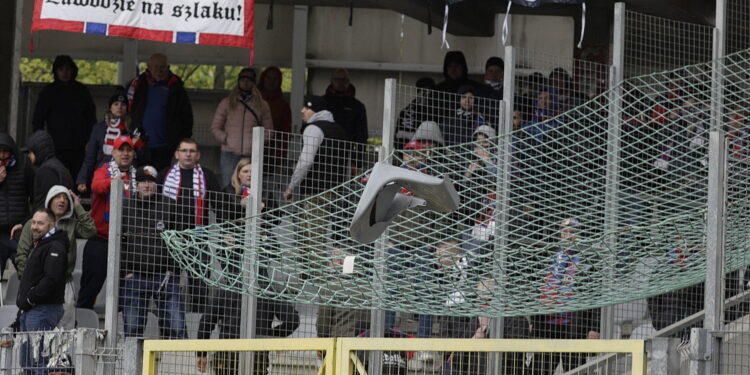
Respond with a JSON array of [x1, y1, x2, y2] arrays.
[[239, 127, 265, 373], [118, 39, 139, 87], [381, 78, 398, 164], [703, 1, 727, 371], [104, 180, 124, 374], [8, 0, 23, 140], [485, 45, 515, 375], [599, 2, 626, 341], [367, 146, 389, 375], [290, 5, 309, 134], [703, 129, 727, 373]]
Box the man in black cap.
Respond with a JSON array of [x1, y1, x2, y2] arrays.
[[282, 96, 368, 338], [121, 165, 188, 339], [32, 55, 97, 178]]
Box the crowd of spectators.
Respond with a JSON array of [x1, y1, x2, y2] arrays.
[[2, 49, 750, 375]]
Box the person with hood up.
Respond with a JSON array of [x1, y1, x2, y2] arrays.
[[128, 53, 193, 170], [210, 67, 274, 186], [323, 68, 368, 173], [16, 208, 69, 374], [282, 97, 365, 338], [14, 185, 96, 329], [23, 130, 74, 210], [435, 51, 479, 94], [0, 133, 34, 276], [76, 89, 145, 194], [32, 55, 97, 178], [475, 56, 504, 101]]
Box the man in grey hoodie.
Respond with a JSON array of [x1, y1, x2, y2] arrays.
[[14, 185, 96, 328]]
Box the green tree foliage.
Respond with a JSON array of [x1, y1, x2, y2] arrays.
[[22, 58, 295, 93], [20, 58, 118, 85]]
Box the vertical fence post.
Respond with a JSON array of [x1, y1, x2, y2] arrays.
[[600, 1, 626, 341], [239, 127, 265, 372], [290, 5, 309, 134], [703, 1, 727, 372], [702, 126, 727, 373], [484, 45, 515, 375], [104, 179, 124, 374], [367, 78, 397, 374], [381, 78, 397, 165]]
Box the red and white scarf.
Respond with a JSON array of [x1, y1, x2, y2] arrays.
[[163, 164, 207, 225], [107, 160, 137, 197], [102, 114, 127, 157]]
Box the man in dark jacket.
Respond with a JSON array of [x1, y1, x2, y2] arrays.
[[323, 68, 368, 172], [160, 139, 221, 311], [435, 51, 479, 94], [0, 133, 34, 275], [32, 55, 97, 178], [23, 130, 74, 210], [121, 165, 187, 339], [283, 97, 368, 338], [16, 208, 69, 373], [128, 53, 194, 170]]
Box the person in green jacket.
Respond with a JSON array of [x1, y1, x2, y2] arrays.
[[13, 185, 96, 328]]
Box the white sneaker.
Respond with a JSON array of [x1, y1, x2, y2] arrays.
[[407, 358, 424, 371]]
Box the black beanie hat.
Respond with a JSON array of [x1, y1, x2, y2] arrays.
[[108, 90, 128, 107], [485, 56, 504, 70]]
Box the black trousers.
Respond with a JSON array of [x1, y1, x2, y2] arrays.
[[77, 237, 108, 309]]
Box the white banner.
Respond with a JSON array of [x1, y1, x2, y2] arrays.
[[38, 0, 246, 36]]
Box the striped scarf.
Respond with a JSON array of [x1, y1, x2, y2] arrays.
[[107, 160, 136, 197], [163, 164, 207, 225]]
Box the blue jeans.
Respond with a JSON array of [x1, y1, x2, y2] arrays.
[[20, 304, 64, 375], [220, 151, 244, 188], [385, 246, 434, 338], [120, 273, 187, 339]]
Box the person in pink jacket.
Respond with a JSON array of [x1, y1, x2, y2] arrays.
[[210, 68, 274, 185]]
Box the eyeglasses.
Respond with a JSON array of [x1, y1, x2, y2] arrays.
[[239, 76, 256, 82], [178, 149, 198, 154]]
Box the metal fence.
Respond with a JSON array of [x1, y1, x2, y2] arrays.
[[0, 328, 107, 374], [623, 9, 713, 78]]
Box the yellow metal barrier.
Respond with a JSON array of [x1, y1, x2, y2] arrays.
[[141, 338, 336, 375], [142, 338, 646, 375], [335, 338, 648, 375]]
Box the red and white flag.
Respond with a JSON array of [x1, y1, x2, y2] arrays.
[[32, 0, 254, 51]]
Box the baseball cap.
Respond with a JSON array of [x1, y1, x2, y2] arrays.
[[136, 165, 158, 182], [303, 96, 327, 112], [403, 140, 426, 150], [113, 135, 134, 150]]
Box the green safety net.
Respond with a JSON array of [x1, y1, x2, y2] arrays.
[[161, 49, 750, 317]]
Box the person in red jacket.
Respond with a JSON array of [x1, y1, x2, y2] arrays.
[[77, 135, 136, 309]]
